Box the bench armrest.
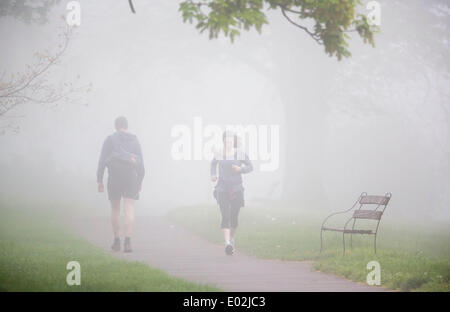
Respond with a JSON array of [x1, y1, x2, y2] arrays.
[[321, 192, 366, 229]]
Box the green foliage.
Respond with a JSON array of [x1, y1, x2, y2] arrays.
[[180, 0, 268, 43], [0, 207, 220, 291], [179, 0, 378, 60]]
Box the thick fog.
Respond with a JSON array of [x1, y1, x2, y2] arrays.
[[0, 0, 449, 222]]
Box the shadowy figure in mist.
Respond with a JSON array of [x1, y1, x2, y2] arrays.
[[211, 131, 253, 255], [97, 116, 145, 253]]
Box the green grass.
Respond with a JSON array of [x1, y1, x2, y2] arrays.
[[168, 202, 450, 292], [0, 206, 220, 292]]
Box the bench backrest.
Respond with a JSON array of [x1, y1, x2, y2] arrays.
[[352, 193, 391, 221], [359, 195, 391, 206], [353, 210, 383, 220]]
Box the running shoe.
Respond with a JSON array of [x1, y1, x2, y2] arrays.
[[111, 238, 120, 252], [225, 243, 234, 256]]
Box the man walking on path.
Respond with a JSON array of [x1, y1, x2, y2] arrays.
[[97, 116, 145, 253]]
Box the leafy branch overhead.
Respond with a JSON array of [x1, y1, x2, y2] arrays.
[[179, 0, 378, 60]]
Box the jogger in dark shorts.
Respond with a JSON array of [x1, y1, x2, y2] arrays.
[[211, 131, 253, 255], [97, 116, 145, 253]]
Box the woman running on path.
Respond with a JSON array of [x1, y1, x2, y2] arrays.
[[210, 131, 253, 255]]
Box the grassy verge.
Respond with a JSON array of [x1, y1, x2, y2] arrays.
[[0, 206, 220, 292], [168, 203, 450, 292]]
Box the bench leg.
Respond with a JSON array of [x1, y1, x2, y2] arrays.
[[342, 232, 346, 256], [374, 234, 377, 254], [350, 219, 356, 250], [320, 229, 323, 254]]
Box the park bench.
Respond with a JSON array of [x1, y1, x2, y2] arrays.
[[320, 192, 392, 256]]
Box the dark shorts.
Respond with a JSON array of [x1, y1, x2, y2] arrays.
[[107, 164, 139, 201]]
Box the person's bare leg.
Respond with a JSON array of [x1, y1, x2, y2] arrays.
[[110, 200, 121, 251], [222, 228, 231, 244], [123, 198, 135, 238], [230, 228, 236, 240], [223, 228, 234, 255], [230, 228, 236, 251], [110, 200, 121, 238]]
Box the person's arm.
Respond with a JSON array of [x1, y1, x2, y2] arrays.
[[97, 136, 112, 189], [239, 153, 253, 174], [135, 138, 145, 189], [210, 157, 218, 181]]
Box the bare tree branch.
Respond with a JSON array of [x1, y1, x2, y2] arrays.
[[0, 25, 90, 126], [0, 29, 70, 98]]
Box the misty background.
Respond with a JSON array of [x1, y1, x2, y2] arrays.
[[0, 0, 449, 224]]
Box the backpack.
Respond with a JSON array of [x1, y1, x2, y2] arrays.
[[106, 135, 140, 169]]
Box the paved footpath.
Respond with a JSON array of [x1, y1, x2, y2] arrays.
[[71, 215, 386, 292]]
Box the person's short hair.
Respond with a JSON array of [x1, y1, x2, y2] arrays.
[[115, 116, 128, 130]]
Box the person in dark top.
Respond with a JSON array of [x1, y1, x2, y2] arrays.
[[97, 116, 145, 253], [211, 131, 253, 255]]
